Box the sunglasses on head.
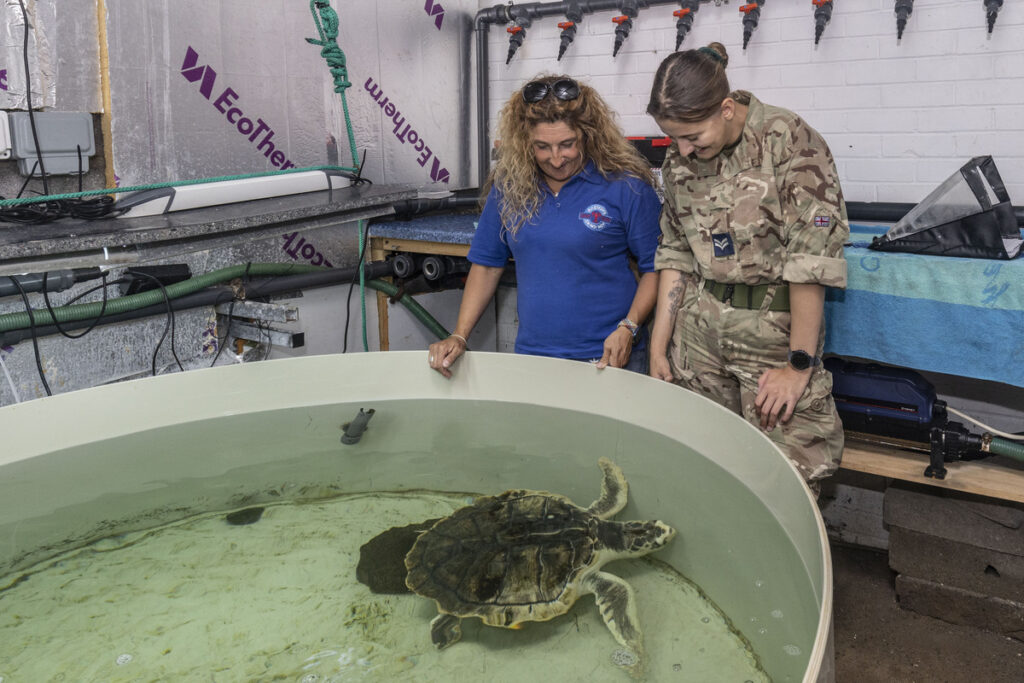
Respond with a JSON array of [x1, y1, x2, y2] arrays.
[[521, 78, 581, 104]]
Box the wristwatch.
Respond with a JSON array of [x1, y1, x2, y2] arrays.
[[617, 318, 640, 342], [787, 349, 821, 371]]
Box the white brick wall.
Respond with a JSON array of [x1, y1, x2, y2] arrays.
[[485, 0, 1024, 204]]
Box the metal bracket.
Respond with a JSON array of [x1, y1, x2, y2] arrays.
[[227, 321, 304, 348], [214, 300, 298, 323]]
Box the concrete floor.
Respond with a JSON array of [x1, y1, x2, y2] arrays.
[[831, 542, 1024, 682]]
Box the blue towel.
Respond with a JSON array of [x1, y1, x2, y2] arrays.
[[825, 224, 1024, 387]]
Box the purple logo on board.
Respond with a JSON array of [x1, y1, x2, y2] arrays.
[[364, 77, 450, 184], [0, 69, 8, 91], [181, 46, 297, 170], [425, 0, 445, 30], [282, 232, 334, 267]]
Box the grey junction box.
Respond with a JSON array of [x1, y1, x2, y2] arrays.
[[8, 111, 95, 176]]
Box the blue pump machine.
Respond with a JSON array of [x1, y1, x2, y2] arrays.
[[826, 358, 1021, 478]]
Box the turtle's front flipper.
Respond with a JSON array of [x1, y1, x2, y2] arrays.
[[430, 613, 463, 649], [586, 458, 629, 519], [582, 570, 645, 676]]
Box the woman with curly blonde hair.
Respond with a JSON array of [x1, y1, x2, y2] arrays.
[[428, 75, 661, 377]]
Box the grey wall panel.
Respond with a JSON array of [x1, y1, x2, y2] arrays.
[[339, 0, 474, 190], [106, 0, 328, 185], [103, 0, 475, 189]]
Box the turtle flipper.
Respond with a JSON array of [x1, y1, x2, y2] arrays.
[[430, 613, 463, 649], [586, 458, 629, 519], [583, 570, 645, 675]]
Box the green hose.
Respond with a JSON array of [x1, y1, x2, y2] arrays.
[[0, 263, 451, 343], [364, 279, 450, 341], [989, 437, 1024, 462], [0, 263, 322, 332]]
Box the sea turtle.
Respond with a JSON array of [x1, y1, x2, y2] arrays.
[[403, 458, 676, 673]]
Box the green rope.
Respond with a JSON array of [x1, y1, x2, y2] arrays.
[[307, 1, 367, 348], [307, 1, 360, 171], [0, 165, 357, 208]]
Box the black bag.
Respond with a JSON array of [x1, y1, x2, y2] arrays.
[[870, 156, 1022, 259]]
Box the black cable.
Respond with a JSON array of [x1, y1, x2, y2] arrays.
[[62, 277, 127, 305], [17, 0, 48, 195], [2, 159, 65, 224], [16, 161, 37, 199], [342, 224, 372, 353], [0, 262, 400, 347], [209, 263, 252, 367], [353, 149, 372, 186], [8, 276, 51, 396], [41, 271, 110, 339], [127, 272, 184, 375], [0, 7, 121, 225], [210, 298, 236, 368]]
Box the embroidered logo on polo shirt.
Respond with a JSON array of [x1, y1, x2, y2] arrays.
[[579, 204, 613, 231], [712, 233, 735, 257], [814, 215, 831, 227]]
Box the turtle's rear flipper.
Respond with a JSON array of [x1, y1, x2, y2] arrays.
[[583, 571, 645, 677], [430, 613, 463, 649]]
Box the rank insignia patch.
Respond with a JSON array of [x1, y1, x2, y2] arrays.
[[712, 233, 735, 257]]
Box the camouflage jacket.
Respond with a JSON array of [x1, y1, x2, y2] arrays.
[[655, 91, 849, 288]]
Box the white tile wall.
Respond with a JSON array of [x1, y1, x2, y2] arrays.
[[485, 0, 1024, 204]]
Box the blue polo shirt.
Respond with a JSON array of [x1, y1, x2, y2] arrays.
[[468, 162, 661, 359]]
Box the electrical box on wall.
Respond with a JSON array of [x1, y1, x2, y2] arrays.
[[8, 111, 95, 175], [0, 111, 11, 160]]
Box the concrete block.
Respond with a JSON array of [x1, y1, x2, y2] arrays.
[[889, 527, 1024, 602], [819, 473, 889, 549], [883, 482, 1024, 557], [895, 574, 1024, 642]]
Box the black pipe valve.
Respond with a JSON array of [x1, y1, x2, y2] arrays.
[[985, 0, 1003, 35], [558, 2, 584, 61], [673, 1, 701, 51], [739, 1, 765, 50], [506, 17, 532, 64], [813, 0, 833, 45], [612, 1, 641, 57], [895, 0, 914, 41]]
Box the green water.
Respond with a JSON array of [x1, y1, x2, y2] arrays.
[[0, 490, 768, 682], [0, 397, 823, 681]]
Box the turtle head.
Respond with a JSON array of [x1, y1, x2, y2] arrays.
[[611, 520, 676, 555]]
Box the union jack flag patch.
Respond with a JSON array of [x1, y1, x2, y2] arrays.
[[814, 215, 831, 227]]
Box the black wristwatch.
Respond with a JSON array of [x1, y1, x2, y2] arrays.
[[787, 349, 821, 371]]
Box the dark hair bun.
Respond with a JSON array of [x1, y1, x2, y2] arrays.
[[706, 42, 729, 68]]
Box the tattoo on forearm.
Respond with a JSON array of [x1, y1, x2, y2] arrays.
[[668, 281, 684, 311]]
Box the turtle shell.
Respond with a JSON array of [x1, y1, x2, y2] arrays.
[[404, 489, 598, 627]]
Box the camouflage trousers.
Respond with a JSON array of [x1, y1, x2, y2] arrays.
[[667, 282, 844, 485]]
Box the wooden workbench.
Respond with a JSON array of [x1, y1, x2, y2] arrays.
[[368, 214, 476, 351], [841, 440, 1024, 504]]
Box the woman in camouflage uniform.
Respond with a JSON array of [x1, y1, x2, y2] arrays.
[[646, 43, 848, 487]]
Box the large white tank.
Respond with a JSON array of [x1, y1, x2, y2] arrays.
[[0, 352, 832, 681]]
